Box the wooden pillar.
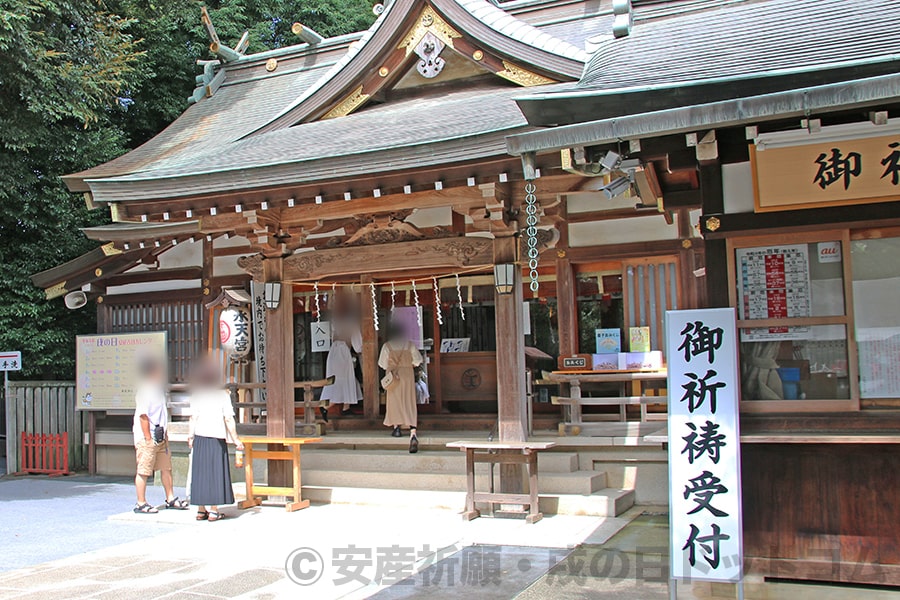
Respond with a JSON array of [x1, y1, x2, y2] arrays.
[[676, 208, 701, 309], [201, 237, 213, 347], [494, 235, 527, 497], [700, 163, 728, 308], [360, 275, 380, 422], [494, 235, 527, 443], [263, 257, 294, 486], [556, 256, 578, 357]]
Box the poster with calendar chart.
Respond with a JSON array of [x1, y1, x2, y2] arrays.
[[736, 244, 811, 342]]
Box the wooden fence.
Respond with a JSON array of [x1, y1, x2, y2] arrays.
[[4, 381, 87, 474]]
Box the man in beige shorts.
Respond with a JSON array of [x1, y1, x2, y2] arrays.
[[133, 358, 189, 513]]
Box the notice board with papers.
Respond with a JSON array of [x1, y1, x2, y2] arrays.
[[76, 332, 168, 410]]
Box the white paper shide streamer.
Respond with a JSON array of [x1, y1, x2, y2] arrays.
[[455, 273, 465, 321], [412, 279, 421, 326], [370, 282, 379, 331], [314, 281, 321, 322], [433, 277, 443, 325]]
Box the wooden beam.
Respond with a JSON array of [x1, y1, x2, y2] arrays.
[[662, 189, 702, 209], [566, 239, 685, 262], [238, 237, 495, 281], [113, 160, 571, 224], [279, 184, 508, 225], [566, 208, 661, 224], [702, 203, 900, 238], [103, 266, 202, 287], [213, 245, 254, 257], [102, 289, 203, 305]]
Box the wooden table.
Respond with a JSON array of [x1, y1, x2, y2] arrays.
[[447, 440, 556, 524], [548, 370, 668, 432], [237, 436, 321, 512]]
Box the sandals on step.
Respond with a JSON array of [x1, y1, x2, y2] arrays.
[[165, 497, 189, 510], [207, 511, 225, 522], [196, 510, 209, 521], [133, 502, 159, 514]]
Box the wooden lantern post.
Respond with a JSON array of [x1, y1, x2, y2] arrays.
[[263, 256, 295, 487], [493, 235, 528, 494]]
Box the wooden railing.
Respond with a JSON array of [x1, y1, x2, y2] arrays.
[[4, 381, 87, 475]]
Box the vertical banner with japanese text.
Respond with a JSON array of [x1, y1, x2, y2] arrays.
[[250, 282, 267, 404], [666, 308, 743, 583]]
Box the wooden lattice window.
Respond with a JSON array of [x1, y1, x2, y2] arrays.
[[98, 294, 204, 382], [623, 256, 681, 359]]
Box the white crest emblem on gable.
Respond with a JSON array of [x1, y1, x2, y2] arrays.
[[415, 31, 446, 78]]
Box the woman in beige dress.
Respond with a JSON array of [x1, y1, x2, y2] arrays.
[[379, 323, 423, 453]]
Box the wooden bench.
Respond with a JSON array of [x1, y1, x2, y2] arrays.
[[231, 377, 335, 436], [237, 436, 321, 512], [446, 440, 556, 524], [547, 370, 668, 432]]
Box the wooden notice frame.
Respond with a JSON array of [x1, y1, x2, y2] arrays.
[[726, 229, 859, 413], [76, 331, 168, 411], [750, 140, 900, 213]]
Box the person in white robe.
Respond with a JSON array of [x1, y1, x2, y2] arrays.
[[320, 319, 363, 418]]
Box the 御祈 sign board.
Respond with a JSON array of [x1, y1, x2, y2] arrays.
[[666, 308, 743, 583], [751, 132, 900, 212], [76, 332, 167, 410]]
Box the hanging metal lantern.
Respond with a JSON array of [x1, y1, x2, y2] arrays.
[[219, 306, 252, 357]]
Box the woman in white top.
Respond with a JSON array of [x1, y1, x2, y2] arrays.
[[188, 359, 243, 522]]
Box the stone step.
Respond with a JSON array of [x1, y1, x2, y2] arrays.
[[300, 449, 580, 473], [301, 468, 607, 495], [299, 485, 635, 517]]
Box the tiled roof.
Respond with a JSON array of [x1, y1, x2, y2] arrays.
[[86, 82, 569, 203], [537, 14, 613, 51], [63, 44, 346, 190], [579, 0, 900, 91], [67, 0, 596, 197], [456, 0, 588, 62], [263, 7, 394, 129]]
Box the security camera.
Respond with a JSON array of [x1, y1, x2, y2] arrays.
[[372, 3, 385, 14], [64, 291, 88, 310], [600, 176, 632, 199], [599, 150, 622, 171]]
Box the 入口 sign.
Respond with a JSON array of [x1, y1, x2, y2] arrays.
[[311, 321, 332, 353], [666, 308, 743, 583]]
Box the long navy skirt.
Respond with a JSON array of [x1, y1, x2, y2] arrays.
[[190, 435, 234, 506]]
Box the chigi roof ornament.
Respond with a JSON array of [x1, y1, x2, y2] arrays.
[[612, 0, 633, 38]]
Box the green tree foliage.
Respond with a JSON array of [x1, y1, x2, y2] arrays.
[[2, 0, 373, 378], [0, 0, 141, 378], [115, 0, 375, 145]]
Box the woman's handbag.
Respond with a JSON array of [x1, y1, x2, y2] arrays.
[[381, 369, 399, 391]]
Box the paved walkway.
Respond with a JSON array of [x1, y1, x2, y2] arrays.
[[2, 476, 900, 599], [0, 475, 633, 599]]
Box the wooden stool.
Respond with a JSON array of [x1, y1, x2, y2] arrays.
[[237, 436, 321, 512], [447, 440, 556, 524]]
